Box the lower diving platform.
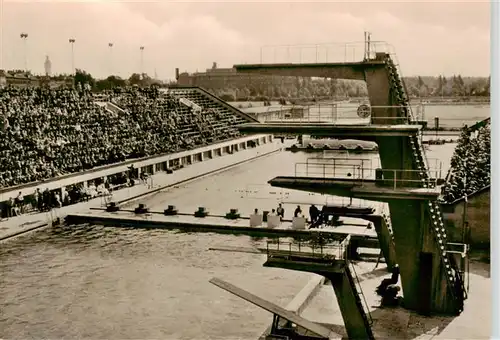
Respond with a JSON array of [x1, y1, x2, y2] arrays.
[[262, 238, 375, 340], [269, 177, 440, 201]]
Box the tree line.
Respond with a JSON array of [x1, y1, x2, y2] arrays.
[[3, 69, 489, 100], [208, 75, 490, 101]]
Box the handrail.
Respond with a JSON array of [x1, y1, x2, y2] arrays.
[[295, 163, 443, 178], [259, 102, 423, 125], [266, 239, 348, 261], [348, 260, 374, 325], [305, 157, 373, 167], [294, 162, 365, 180], [256, 40, 394, 64], [293, 163, 443, 189]]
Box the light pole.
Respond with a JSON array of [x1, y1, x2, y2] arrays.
[[0, 0, 4, 71], [108, 42, 113, 76], [140, 46, 144, 77], [69, 38, 76, 74], [20, 32, 28, 72]]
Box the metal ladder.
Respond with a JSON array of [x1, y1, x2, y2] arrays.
[[384, 54, 467, 314]]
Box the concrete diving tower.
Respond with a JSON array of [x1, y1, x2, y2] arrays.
[[234, 50, 468, 316]]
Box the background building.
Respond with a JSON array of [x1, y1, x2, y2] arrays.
[[176, 62, 297, 98], [44, 56, 52, 76]]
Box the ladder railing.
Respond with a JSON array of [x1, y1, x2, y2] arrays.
[[384, 53, 467, 313], [382, 212, 395, 238], [384, 51, 415, 121]]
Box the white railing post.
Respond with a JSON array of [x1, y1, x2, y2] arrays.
[[393, 169, 397, 190]]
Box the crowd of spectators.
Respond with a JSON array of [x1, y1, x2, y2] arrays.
[[0, 84, 244, 190]]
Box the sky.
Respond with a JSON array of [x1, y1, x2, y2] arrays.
[[0, 0, 491, 80]]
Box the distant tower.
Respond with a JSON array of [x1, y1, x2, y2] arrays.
[[44, 56, 52, 76]]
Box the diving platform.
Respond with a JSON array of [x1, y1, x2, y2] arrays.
[[234, 61, 385, 80], [262, 239, 375, 340], [238, 123, 422, 139], [210, 277, 340, 340], [268, 177, 440, 201]]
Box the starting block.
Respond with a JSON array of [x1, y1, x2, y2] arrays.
[[194, 207, 209, 218], [164, 205, 178, 216], [249, 213, 263, 227], [106, 202, 120, 212], [134, 203, 149, 214], [267, 214, 281, 229], [226, 208, 241, 220], [291, 217, 306, 230]]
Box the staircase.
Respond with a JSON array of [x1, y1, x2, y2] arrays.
[[346, 262, 374, 337], [168, 87, 255, 124], [384, 54, 467, 314]]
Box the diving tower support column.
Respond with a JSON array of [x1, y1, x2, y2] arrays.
[[387, 199, 449, 314]]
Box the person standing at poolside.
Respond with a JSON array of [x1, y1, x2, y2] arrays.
[[276, 203, 285, 220]]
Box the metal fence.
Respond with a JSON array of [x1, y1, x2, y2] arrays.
[[256, 41, 394, 64], [258, 103, 426, 125], [266, 236, 351, 261], [294, 162, 443, 189]]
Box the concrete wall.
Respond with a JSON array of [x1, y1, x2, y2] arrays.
[[442, 187, 490, 249]]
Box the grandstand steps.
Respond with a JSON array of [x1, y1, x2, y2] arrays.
[[168, 87, 257, 124], [107, 101, 128, 115], [95, 101, 115, 116]]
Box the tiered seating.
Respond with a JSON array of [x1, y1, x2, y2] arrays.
[[112, 87, 249, 147], [0, 85, 252, 189], [384, 54, 466, 313]]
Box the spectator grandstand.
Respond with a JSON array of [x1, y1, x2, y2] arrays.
[[0, 84, 256, 217]]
